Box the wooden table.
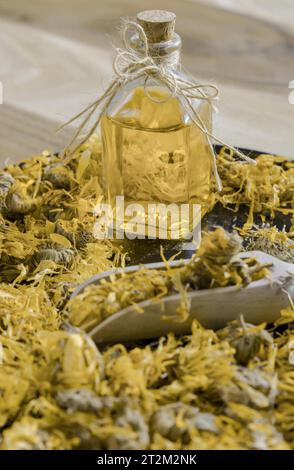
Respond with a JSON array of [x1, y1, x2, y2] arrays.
[[0, 0, 293, 164]]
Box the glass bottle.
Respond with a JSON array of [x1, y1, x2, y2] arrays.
[[101, 10, 213, 239]]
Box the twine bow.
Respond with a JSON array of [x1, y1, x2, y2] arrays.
[[61, 20, 256, 191]]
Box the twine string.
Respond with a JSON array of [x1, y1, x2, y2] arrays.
[[61, 20, 256, 190]]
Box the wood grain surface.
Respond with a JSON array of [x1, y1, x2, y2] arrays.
[[0, 0, 293, 163]]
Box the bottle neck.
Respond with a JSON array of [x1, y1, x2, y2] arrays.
[[151, 48, 181, 69], [131, 32, 182, 70]]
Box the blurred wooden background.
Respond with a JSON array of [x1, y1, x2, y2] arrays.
[[0, 0, 293, 164]]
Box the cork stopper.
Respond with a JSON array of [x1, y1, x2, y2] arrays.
[[137, 10, 176, 43]]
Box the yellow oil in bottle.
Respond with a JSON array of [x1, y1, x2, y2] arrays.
[[101, 87, 212, 239]]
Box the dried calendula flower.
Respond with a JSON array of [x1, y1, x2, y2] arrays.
[[34, 247, 75, 267], [43, 164, 73, 190], [5, 180, 38, 216], [217, 315, 273, 365], [244, 224, 294, 263], [150, 403, 218, 442]]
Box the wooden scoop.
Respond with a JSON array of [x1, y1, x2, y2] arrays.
[[70, 251, 294, 344]]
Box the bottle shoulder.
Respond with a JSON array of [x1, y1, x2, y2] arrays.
[[105, 75, 211, 130]]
